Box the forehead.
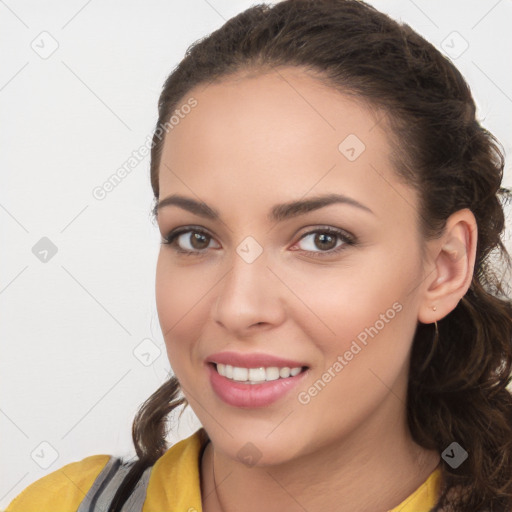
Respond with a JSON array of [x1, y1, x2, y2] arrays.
[[158, 67, 418, 225]]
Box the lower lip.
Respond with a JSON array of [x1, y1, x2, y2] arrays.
[[207, 364, 309, 408]]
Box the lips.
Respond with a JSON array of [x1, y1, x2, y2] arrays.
[[206, 351, 310, 408]]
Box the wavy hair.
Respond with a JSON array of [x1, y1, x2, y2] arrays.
[[108, 1, 512, 510]]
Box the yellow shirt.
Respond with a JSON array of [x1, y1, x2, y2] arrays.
[[7, 429, 441, 512]]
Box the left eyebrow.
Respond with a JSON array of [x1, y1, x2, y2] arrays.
[[153, 192, 374, 221]]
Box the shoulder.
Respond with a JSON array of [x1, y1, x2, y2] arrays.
[[6, 429, 209, 512], [143, 429, 208, 511], [6, 454, 111, 512]]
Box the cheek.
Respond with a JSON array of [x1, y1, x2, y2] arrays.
[[156, 254, 207, 325], [155, 254, 208, 360], [290, 254, 416, 367], [293, 283, 413, 424]]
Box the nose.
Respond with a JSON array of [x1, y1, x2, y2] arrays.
[[212, 249, 286, 336]]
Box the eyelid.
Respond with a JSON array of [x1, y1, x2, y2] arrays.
[[296, 225, 355, 244]]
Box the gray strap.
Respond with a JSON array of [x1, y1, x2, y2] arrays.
[[77, 457, 121, 512], [77, 456, 153, 512]]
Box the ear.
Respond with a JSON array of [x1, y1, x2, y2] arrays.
[[417, 208, 478, 324]]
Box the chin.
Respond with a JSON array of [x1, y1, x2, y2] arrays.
[[201, 421, 309, 467]]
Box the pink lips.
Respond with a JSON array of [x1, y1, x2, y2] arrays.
[[206, 351, 309, 408]]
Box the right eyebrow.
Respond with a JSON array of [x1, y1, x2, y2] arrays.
[[154, 195, 218, 220]]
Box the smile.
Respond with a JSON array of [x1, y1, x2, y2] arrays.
[[215, 363, 304, 384], [208, 362, 309, 408]]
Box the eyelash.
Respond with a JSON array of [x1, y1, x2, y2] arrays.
[[161, 225, 356, 258]]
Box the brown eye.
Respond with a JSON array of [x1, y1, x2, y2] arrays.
[[292, 226, 357, 259], [314, 232, 337, 250], [186, 232, 211, 250], [162, 228, 220, 254], [297, 229, 348, 253]]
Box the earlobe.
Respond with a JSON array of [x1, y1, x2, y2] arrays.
[[417, 208, 478, 324]]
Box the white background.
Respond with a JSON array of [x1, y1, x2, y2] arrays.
[[1, 0, 511, 507]]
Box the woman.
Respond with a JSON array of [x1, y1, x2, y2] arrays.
[[7, 0, 512, 511]]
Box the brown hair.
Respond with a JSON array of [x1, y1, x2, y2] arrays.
[[108, 1, 512, 510]]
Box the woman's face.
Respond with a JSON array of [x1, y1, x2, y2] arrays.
[[155, 67, 430, 465]]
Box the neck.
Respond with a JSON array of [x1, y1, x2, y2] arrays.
[[200, 386, 440, 512]]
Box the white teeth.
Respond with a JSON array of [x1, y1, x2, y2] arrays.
[[248, 367, 266, 382], [265, 367, 280, 381], [215, 364, 304, 383], [232, 367, 248, 381], [279, 367, 291, 378]]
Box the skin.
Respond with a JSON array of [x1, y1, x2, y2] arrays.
[[154, 67, 477, 512]]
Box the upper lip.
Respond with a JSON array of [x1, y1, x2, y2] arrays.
[[207, 351, 308, 368]]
